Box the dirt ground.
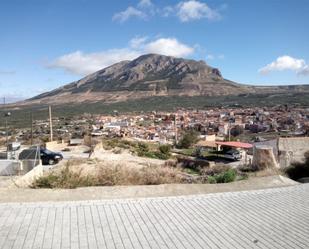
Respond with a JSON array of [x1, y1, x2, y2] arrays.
[[0, 143, 300, 203], [51, 143, 165, 169], [0, 175, 299, 203]]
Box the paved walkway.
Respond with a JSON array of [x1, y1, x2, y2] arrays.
[[0, 184, 309, 249]]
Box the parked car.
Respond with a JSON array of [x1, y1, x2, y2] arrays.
[[19, 147, 63, 165], [40, 148, 63, 165], [223, 149, 242, 161]]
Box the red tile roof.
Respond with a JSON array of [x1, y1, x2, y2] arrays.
[[215, 141, 253, 149]]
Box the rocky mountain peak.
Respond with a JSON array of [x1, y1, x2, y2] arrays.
[[28, 54, 237, 104]]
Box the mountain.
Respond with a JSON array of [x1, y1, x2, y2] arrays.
[[25, 54, 253, 105], [22, 53, 309, 106]]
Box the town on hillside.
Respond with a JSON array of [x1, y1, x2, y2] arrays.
[[1, 0, 309, 247], [0, 104, 308, 188]]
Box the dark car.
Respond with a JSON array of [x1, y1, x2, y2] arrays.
[[19, 147, 63, 165], [40, 148, 63, 165]]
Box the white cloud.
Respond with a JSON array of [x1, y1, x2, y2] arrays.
[[129, 36, 148, 49], [162, 6, 174, 17], [299, 65, 309, 75], [112, 6, 146, 23], [113, 0, 222, 23], [49, 49, 140, 75], [138, 0, 153, 8], [49, 37, 195, 76], [177, 0, 221, 22], [259, 55, 309, 75], [144, 38, 194, 57]]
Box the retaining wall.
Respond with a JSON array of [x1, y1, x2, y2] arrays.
[[279, 137, 309, 167], [0, 160, 21, 176], [12, 163, 43, 188]]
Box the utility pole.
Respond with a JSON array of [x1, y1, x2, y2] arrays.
[[30, 110, 33, 145], [3, 97, 11, 158], [3, 97, 8, 154], [49, 105, 53, 142], [174, 114, 178, 145], [228, 123, 231, 141]]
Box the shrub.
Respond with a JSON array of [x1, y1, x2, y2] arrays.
[[200, 164, 230, 176], [177, 157, 210, 170], [203, 166, 237, 184], [238, 164, 259, 172], [230, 125, 244, 137], [143, 151, 170, 160], [32, 174, 59, 188], [177, 130, 199, 149], [164, 159, 177, 167], [32, 163, 184, 188], [32, 164, 94, 189], [159, 144, 171, 155], [192, 147, 202, 157], [215, 169, 237, 183], [207, 176, 217, 184], [285, 151, 309, 181], [154, 152, 170, 160], [137, 142, 149, 156]]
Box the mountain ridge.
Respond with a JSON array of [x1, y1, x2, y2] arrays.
[[22, 53, 309, 106]]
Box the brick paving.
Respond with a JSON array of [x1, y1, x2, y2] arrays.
[[0, 184, 309, 249]]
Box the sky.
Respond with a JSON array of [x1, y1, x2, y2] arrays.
[[1, 0, 309, 101]]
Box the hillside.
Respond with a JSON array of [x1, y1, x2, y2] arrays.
[[7, 53, 309, 120], [25, 54, 257, 105]]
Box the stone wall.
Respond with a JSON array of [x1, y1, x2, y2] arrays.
[[254, 139, 278, 159], [279, 137, 309, 167], [252, 145, 279, 170], [0, 160, 21, 176], [11, 163, 43, 188]]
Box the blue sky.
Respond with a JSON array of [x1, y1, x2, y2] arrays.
[[1, 0, 309, 101]]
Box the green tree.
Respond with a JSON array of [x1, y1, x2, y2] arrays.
[[159, 144, 171, 155], [177, 130, 199, 149]]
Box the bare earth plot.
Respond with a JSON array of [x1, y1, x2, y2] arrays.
[[0, 184, 309, 249]]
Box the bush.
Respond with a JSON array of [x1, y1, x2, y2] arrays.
[[32, 174, 59, 188], [177, 130, 199, 149], [164, 159, 177, 167], [207, 176, 217, 184], [192, 147, 202, 157], [32, 163, 184, 188], [32, 164, 95, 189], [159, 144, 171, 155], [137, 142, 149, 156], [204, 167, 237, 184], [136, 143, 171, 160], [154, 152, 170, 160], [285, 151, 309, 180], [230, 125, 244, 137], [102, 138, 135, 150], [143, 151, 170, 160], [200, 164, 230, 176], [215, 169, 237, 183]]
